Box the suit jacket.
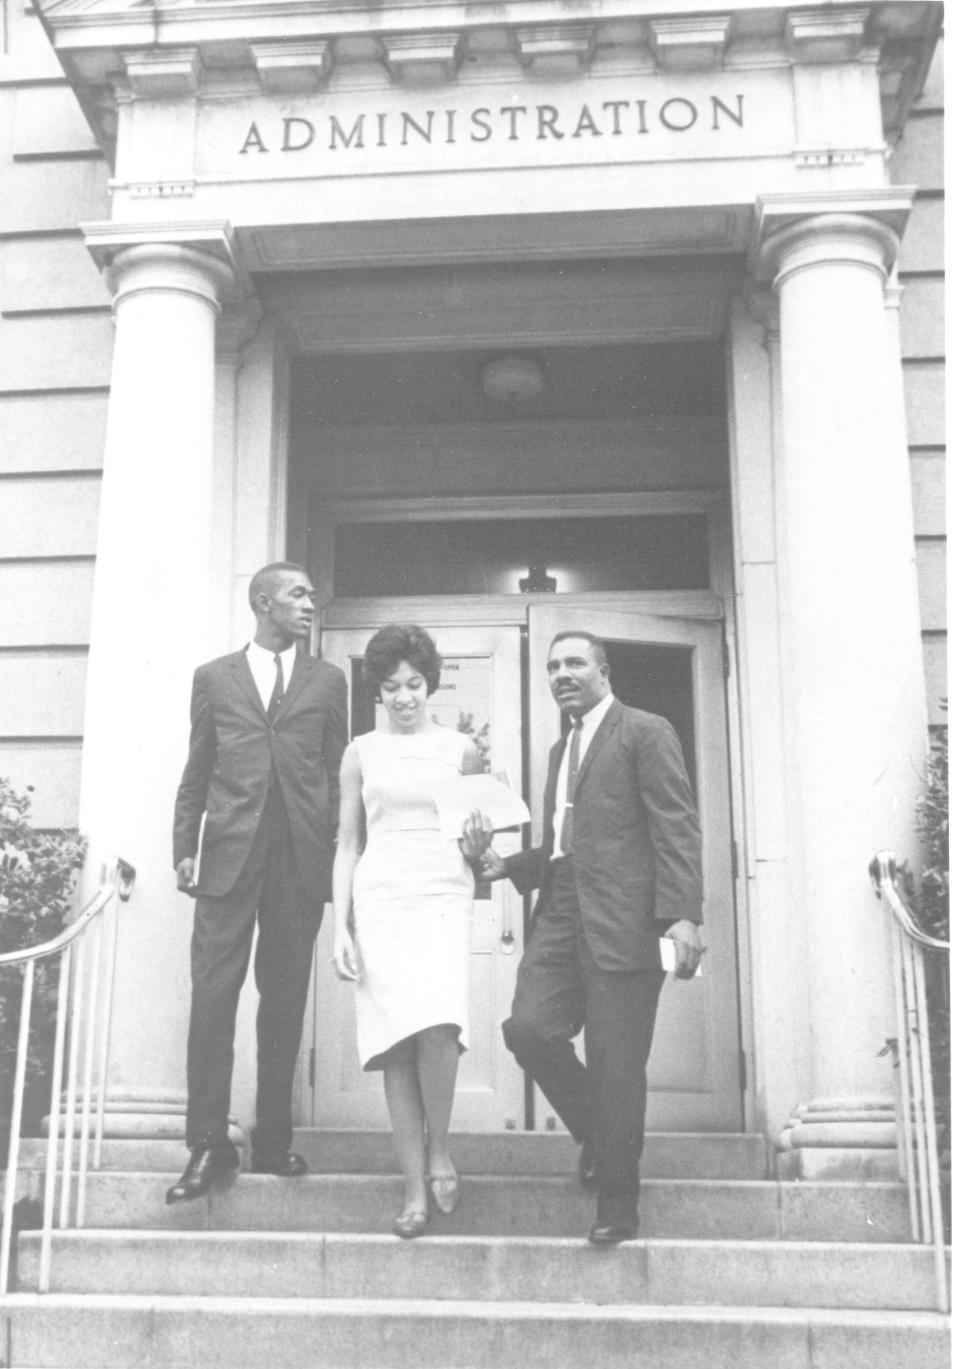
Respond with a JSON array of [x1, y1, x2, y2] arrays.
[[505, 698, 702, 971], [173, 648, 348, 900]]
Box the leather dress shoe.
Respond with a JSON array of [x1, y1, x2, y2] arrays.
[[578, 1140, 598, 1190], [166, 1142, 239, 1205], [589, 1199, 638, 1246], [250, 1150, 308, 1177]]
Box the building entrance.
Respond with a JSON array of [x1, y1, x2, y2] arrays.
[[306, 598, 740, 1133]]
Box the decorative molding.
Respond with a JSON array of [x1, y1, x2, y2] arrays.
[[380, 31, 461, 85], [514, 24, 595, 75], [793, 147, 867, 168], [250, 40, 332, 94], [81, 219, 253, 304], [125, 180, 196, 199], [648, 15, 731, 72], [785, 7, 869, 65], [751, 188, 915, 277], [329, 491, 724, 524], [122, 48, 203, 99]]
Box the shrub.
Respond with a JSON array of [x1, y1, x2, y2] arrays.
[[0, 778, 87, 1145], [914, 719, 950, 1170]]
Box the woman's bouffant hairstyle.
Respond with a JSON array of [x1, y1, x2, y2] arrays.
[[362, 624, 443, 697]]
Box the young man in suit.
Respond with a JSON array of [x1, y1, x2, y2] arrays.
[[168, 562, 348, 1202], [484, 631, 703, 1244]]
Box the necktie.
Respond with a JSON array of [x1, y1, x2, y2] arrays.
[[267, 653, 284, 722], [559, 718, 583, 855]]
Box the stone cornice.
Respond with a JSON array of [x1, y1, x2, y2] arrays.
[[38, 1, 941, 156]]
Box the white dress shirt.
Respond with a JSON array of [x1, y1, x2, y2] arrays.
[[247, 640, 297, 712], [550, 691, 615, 859]]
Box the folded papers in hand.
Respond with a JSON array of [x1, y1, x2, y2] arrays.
[[435, 773, 531, 841]]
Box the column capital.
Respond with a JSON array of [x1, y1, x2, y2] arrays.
[[750, 189, 914, 288], [742, 282, 779, 340], [81, 221, 251, 308]]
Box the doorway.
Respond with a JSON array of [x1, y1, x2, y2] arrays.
[[307, 596, 741, 1133]]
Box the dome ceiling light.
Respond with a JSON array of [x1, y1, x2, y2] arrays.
[[480, 355, 545, 403]]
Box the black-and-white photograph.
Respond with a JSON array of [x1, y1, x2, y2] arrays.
[[0, 1, 948, 1364]]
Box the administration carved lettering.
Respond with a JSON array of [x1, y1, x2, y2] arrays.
[[237, 93, 744, 156]]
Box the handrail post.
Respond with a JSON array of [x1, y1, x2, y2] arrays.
[[0, 856, 136, 1297], [870, 850, 950, 1314], [1, 959, 35, 1294]]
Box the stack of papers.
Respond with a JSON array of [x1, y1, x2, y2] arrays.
[[435, 773, 531, 841]]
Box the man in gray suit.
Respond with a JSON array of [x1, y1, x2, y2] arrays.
[[485, 631, 703, 1244], [169, 562, 347, 1203]]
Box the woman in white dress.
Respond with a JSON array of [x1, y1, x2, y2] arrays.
[[331, 625, 491, 1238]]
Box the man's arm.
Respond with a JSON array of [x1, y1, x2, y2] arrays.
[[481, 845, 544, 893], [172, 668, 216, 887], [323, 668, 349, 836], [633, 715, 705, 978]]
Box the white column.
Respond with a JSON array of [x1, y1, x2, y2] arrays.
[[78, 240, 238, 1138], [755, 205, 928, 1176]]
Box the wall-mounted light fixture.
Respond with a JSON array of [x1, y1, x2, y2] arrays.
[[481, 355, 545, 404], [519, 564, 557, 593]]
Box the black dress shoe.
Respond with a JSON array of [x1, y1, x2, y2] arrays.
[[250, 1150, 309, 1177], [588, 1217, 639, 1245], [578, 1140, 598, 1189], [166, 1142, 239, 1205], [589, 1198, 638, 1245]]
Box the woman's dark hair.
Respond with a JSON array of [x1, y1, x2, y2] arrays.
[[362, 624, 443, 696]]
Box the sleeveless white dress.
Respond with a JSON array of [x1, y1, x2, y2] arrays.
[[352, 727, 474, 1070]]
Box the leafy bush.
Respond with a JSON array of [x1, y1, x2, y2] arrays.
[[0, 778, 86, 1143], [914, 720, 950, 1170]]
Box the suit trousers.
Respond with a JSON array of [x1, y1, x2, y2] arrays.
[[502, 858, 664, 1207], [186, 780, 323, 1155]]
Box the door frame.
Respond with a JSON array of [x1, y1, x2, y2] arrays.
[[302, 493, 756, 1134]]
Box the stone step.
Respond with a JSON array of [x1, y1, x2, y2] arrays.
[[1, 1293, 948, 1369], [15, 1171, 911, 1242], [14, 1129, 770, 1179], [15, 1230, 948, 1311]]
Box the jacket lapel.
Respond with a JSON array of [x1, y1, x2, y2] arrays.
[[573, 697, 621, 794]]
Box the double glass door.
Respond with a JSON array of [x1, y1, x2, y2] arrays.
[[307, 603, 741, 1133]]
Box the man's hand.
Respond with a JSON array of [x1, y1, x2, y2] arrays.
[[664, 919, 704, 979], [459, 809, 493, 861], [175, 857, 198, 896], [478, 848, 507, 882]]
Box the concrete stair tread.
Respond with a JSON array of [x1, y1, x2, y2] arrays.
[[13, 1170, 913, 1241], [17, 1129, 770, 1179], [2, 1290, 950, 1325], [16, 1228, 948, 1311]]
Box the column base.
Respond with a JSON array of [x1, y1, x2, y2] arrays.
[[41, 1088, 245, 1166], [776, 1095, 899, 1179]]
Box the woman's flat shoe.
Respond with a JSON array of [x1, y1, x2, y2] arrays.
[[429, 1173, 460, 1216], [392, 1209, 428, 1239]]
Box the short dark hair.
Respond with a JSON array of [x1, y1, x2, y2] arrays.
[[548, 630, 609, 668], [362, 624, 443, 696], [248, 561, 310, 611]]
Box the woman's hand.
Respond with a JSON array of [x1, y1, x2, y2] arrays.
[[332, 925, 360, 982], [459, 809, 493, 861]]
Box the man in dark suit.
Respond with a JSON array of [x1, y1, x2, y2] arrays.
[[485, 631, 703, 1244], [168, 562, 347, 1203]]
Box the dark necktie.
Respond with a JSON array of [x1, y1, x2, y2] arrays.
[[559, 718, 583, 855], [266, 653, 284, 722]]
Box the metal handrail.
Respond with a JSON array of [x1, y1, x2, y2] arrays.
[[870, 850, 949, 1313], [0, 856, 135, 1295]]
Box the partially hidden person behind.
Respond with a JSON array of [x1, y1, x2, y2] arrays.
[[332, 624, 492, 1239], [483, 630, 703, 1245], [169, 562, 348, 1203]]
